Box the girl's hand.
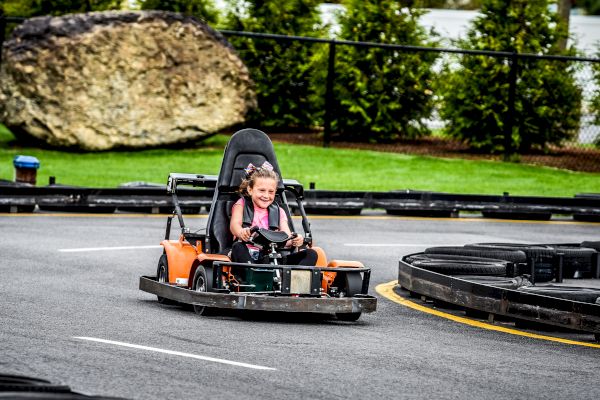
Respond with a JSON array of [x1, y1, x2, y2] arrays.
[[291, 234, 304, 247], [239, 227, 252, 242]]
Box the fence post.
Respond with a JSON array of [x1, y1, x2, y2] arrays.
[[504, 53, 518, 162], [0, 10, 6, 66], [323, 40, 336, 148]]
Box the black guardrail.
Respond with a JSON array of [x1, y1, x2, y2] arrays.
[[1, 185, 599, 221], [398, 260, 600, 339]]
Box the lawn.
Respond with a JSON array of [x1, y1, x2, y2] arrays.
[[1, 124, 599, 197]]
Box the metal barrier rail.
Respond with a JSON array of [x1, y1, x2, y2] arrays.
[[398, 260, 600, 337], [1, 185, 599, 220]]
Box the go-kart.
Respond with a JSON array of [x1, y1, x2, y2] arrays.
[[139, 128, 377, 320]]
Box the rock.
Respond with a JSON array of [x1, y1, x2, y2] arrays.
[[0, 11, 256, 150]]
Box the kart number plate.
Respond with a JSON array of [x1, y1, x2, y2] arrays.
[[290, 270, 312, 294]]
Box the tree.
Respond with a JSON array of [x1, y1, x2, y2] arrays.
[[579, 0, 600, 14], [414, 0, 482, 8], [591, 49, 600, 146], [331, 0, 438, 142], [439, 0, 582, 153], [223, 0, 326, 129], [139, 0, 219, 26], [1, 0, 122, 17]]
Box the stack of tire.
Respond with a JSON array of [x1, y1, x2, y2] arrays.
[[402, 241, 600, 303]]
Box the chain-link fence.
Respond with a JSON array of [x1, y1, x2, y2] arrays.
[[1, 14, 599, 172]]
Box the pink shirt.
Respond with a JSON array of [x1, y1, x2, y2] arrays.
[[233, 197, 288, 230]]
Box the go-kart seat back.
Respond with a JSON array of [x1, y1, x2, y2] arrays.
[[206, 128, 291, 254]]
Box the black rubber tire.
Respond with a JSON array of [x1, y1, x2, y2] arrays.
[[581, 241, 600, 251], [546, 245, 597, 278], [481, 211, 552, 220], [0, 374, 71, 393], [465, 243, 556, 259], [425, 246, 527, 264], [344, 272, 363, 297], [156, 254, 176, 305], [410, 259, 507, 276], [192, 266, 214, 316], [336, 312, 362, 321], [455, 275, 532, 289], [517, 285, 600, 304], [404, 253, 510, 264], [465, 243, 556, 282]]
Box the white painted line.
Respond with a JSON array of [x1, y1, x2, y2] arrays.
[[58, 245, 162, 253], [73, 337, 276, 371], [343, 243, 461, 247]]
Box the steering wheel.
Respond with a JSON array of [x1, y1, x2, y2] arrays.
[[248, 226, 296, 248]]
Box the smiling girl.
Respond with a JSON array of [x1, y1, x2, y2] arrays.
[[229, 162, 317, 266]]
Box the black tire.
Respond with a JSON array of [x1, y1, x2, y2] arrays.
[[465, 243, 556, 282], [344, 272, 363, 297], [581, 241, 600, 251], [481, 211, 552, 220], [192, 266, 214, 316], [336, 312, 362, 321], [517, 285, 600, 304], [465, 243, 556, 259], [456, 275, 532, 289], [547, 245, 597, 278], [156, 254, 176, 305], [404, 253, 510, 264], [411, 259, 507, 276], [425, 246, 527, 264]]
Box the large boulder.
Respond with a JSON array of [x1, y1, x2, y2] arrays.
[[0, 11, 256, 150]]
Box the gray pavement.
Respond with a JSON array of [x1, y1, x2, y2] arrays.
[[0, 213, 599, 399]]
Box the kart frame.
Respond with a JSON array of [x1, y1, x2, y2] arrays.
[[139, 129, 377, 318]]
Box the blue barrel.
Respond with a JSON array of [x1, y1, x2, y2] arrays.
[[13, 155, 40, 185]]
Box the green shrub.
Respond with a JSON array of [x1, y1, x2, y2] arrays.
[[223, 0, 326, 130], [1, 0, 122, 17], [591, 46, 600, 147], [332, 0, 438, 142], [439, 0, 582, 153]]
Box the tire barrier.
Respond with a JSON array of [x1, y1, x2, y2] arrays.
[[1, 184, 599, 220], [400, 240, 600, 340]]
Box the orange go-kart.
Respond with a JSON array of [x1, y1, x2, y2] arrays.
[[139, 129, 377, 320]]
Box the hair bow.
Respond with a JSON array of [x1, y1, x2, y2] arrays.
[[244, 161, 274, 176]]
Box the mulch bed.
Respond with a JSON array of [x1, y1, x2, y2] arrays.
[[267, 132, 600, 173]]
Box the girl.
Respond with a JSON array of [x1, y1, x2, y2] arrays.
[[229, 161, 317, 266]]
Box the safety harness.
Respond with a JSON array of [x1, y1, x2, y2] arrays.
[[241, 196, 280, 230]]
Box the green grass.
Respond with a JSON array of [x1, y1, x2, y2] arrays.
[[1, 124, 599, 197]]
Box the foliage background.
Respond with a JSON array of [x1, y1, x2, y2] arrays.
[[330, 0, 439, 142], [438, 0, 582, 154]]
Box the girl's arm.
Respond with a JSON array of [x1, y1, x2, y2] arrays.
[[230, 203, 252, 241]]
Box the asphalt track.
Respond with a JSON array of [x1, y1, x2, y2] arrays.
[[1, 213, 599, 400]]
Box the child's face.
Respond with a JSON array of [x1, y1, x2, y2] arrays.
[[248, 177, 277, 209]]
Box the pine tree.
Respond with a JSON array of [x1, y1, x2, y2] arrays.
[[223, 0, 325, 129], [439, 0, 582, 153], [332, 0, 438, 142]]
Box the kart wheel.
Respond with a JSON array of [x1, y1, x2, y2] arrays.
[[192, 266, 214, 316], [157, 254, 176, 305], [336, 312, 361, 321]]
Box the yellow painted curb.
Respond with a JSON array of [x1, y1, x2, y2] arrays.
[[376, 280, 600, 349]]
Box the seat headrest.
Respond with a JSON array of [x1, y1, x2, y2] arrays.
[[216, 129, 284, 191]]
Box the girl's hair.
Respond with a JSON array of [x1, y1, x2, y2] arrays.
[[238, 168, 279, 197]]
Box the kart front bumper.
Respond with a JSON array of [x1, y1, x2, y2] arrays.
[[140, 276, 377, 314]]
